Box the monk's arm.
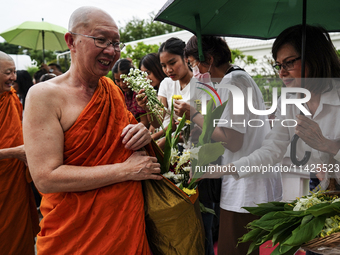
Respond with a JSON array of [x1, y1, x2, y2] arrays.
[[0, 145, 26, 163], [23, 85, 161, 194]]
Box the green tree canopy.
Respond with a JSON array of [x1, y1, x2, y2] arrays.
[[120, 42, 160, 67], [119, 15, 182, 43], [0, 42, 22, 54]]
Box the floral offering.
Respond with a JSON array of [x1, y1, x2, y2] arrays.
[[157, 95, 227, 196], [121, 68, 164, 124], [239, 190, 340, 255]]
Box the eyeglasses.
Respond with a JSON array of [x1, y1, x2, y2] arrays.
[[188, 60, 200, 68], [273, 57, 301, 71], [69, 31, 125, 51]]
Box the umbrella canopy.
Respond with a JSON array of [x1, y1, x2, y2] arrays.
[[155, 0, 340, 39], [0, 21, 68, 62]]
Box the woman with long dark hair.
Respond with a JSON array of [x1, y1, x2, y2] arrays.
[[13, 70, 33, 109]]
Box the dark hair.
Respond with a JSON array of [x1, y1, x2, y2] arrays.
[[48, 63, 62, 72], [112, 58, 134, 79], [15, 70, 34, 109], [139, 53, 167, 85], [40, 73, 57, 82], [184, 36, 232, 67], [272, 24, 340, 93], [34, 68, 47, 83], [159, 37, 186, 59]]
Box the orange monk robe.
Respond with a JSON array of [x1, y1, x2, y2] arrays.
[[37, 77, 151, 255], [0, 88, 40, 255]]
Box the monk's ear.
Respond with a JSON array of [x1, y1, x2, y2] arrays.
[[65, 32, 76, 52]]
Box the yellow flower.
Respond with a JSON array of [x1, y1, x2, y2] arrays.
[[172, 95, 183, 100], [177, 117, 191, 125], [183, 187, 196, 196]]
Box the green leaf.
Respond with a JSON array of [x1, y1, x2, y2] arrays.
[[198, 99, 228, 146], [197, 142, 225, 166], [199, 202, 216, 215], [162, 100, 175, 173], [172, 112, 187, 148], [239, 228, 263, 243], [300, 214, 314, 225], [282, 215, 327, 246], [243, 203, 286, 216], [259, 217, 301, 244], [246, 241, 261, 255], [306, 202, 338, 217], [245, 229, 269, 254], [270, 244, 300, 255], [271, 221, 301, 245]]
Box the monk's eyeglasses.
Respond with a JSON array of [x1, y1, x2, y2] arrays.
[[69, 31, 125, 51], [273, 57, 301, 71]]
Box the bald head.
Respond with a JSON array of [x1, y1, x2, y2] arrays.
[[68, 6, 116, 33], [0, 51, 14, 64]]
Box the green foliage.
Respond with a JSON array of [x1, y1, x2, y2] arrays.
[[120, 42, 160, 67], [54, 54, 70, 73], [0, 42, 22, 54], [240, 194, 340, 255], [26, 66, 39, 78], [26, 49, 57, 65], [119, 14, 182, 43], [253, 77, 283, 104], [105, 71, 113, 80], [231, 49, 257, 66]]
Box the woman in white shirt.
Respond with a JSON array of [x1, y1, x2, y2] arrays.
[[194, 25, 340, 255], [137, 37, 193, 149], [186, 35, 282, 255]]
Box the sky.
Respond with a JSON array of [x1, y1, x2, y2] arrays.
[[0, 0, 168, 42]]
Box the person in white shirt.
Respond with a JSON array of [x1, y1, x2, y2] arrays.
[[186, 35, 282, 255], [198, 25, 340, 255], [137, 37, 193, 149]]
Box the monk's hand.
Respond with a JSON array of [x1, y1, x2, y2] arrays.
[[121, 123, 151, 150], [173, 100, 190, 120], [125, 151, 162, 180], [136, 89, 148, 111]]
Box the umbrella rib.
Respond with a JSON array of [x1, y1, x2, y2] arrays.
[[53, 31, 67, 51], [34, 30, 41, 50], [267, 0, 281, 37]]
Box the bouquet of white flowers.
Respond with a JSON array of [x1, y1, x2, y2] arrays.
[[121, 68, 164, 124]]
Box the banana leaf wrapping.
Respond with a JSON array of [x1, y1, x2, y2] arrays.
[[142, 141, 205, 255]]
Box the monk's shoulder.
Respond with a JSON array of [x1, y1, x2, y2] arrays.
[[28, 78, 63, 99]]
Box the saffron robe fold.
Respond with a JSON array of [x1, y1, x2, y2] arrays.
[[37, 77, 150, 255], [0, 88, 40, 255]]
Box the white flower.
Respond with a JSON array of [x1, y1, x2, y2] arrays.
[[175, 150, 190, 172], [170, 148, 179, 165], [183, 166, 191, 172], [293, 194, 325, 211], [120, 68, 164, 123], [163, 172, 183, 183], [190, 146, 201, 160]]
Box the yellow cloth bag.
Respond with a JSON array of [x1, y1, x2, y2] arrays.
[[143, 142, 205, 255]]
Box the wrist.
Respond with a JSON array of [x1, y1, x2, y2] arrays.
[[191, 111, 200, 123], [326, 140, 340, 156]]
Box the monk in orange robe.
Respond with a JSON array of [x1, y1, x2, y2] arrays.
[[23, 7, 162, 255], [0, 52, 40, 255]]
